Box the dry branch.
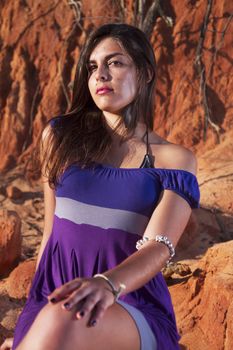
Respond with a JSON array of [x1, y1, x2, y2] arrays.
[[67, 0, 83, 31], [142, 0, 160, 37], [116, 0, 126, 22], [22, 85, 40, 153], [138, 0, 144, 29], [212, 13, 233, 64], [57, 0, 85, 110], [15, 1, 60, 47], [157, 3, 173, 27], [140, 0, 173, 38], [194, 0, 220, 141]]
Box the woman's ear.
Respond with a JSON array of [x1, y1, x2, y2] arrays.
[[146, 67, 154, 83]]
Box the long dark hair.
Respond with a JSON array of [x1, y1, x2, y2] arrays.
[[42, 23, 157, 187]]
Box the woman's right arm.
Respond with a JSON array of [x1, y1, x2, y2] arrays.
[[36, 176, 55, 270], [36, 124, 56, 270]]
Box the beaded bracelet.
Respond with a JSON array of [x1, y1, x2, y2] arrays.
[[93, 274, 126, 301], [136, 235, 175, 266]]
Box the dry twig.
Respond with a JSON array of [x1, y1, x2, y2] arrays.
[[57, 0, 84, 110], [142, 0, 160, 37], [194, 0, 221, 141], [210, 13, 233, 74], [67, 0, 83, 31], [22, 85, 40, 153]]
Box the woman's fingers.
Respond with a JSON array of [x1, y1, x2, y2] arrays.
[[75, 293, 99, 319], [48, 279, 82, 302], [48, 277, 115, 327], [88, 300, 109, 327], [61, 283, 96, 313], [0, 338, 13, 350], [60, 279, 115, 322]]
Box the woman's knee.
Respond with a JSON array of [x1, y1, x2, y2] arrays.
[[38, 301, 77, 334], [18, 301, 79, 350]]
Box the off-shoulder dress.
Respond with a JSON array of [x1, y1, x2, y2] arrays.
[[12, 124, 200, 350]]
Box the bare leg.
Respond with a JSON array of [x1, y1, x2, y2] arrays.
[[16, 300, 140, 350]]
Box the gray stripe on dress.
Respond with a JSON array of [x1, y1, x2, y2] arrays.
[[55, 197, 149, 236]]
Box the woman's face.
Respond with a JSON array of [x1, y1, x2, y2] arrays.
[[87, 37, 138, 115]]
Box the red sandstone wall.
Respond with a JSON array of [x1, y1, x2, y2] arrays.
[[0, 0, 232, 172]]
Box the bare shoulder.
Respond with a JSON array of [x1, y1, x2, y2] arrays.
[[149, 133, 197, 175]]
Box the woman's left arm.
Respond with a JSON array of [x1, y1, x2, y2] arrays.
[[104, 188, 193, 294]]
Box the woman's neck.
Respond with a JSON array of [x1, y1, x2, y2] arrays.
[[102, 111, 147, 140]]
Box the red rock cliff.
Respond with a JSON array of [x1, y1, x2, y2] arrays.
[[0, 0, 232, 171]]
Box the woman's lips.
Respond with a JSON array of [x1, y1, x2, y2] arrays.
[[96, 88, 113, 95]]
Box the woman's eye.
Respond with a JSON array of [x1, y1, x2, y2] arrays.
[[108, 61, 123, 67], [87, 65, 97, 73]]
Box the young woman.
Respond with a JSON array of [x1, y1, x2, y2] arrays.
[[1, 23, 199, 350]]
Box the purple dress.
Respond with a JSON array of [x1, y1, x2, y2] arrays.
[[13, 160, 200, 350]]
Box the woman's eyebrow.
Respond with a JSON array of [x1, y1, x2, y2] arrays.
[[88, 52, 125, 64]]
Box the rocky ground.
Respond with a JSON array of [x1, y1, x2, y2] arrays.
[[0, 137, 233, 349], [0, 0, 232, 348]]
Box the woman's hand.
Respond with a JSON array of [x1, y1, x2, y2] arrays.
[[0, 338, 13, 350], [48, 277, 115, 327]]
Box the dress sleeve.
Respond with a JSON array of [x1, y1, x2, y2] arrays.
[[157, 169, 200, 208]]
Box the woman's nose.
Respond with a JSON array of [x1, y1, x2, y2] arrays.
[[95, 64, 109, 81]]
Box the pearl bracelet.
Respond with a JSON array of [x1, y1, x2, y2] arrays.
[[93, 274, 126, 301], [136, 235, 175, 266]]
